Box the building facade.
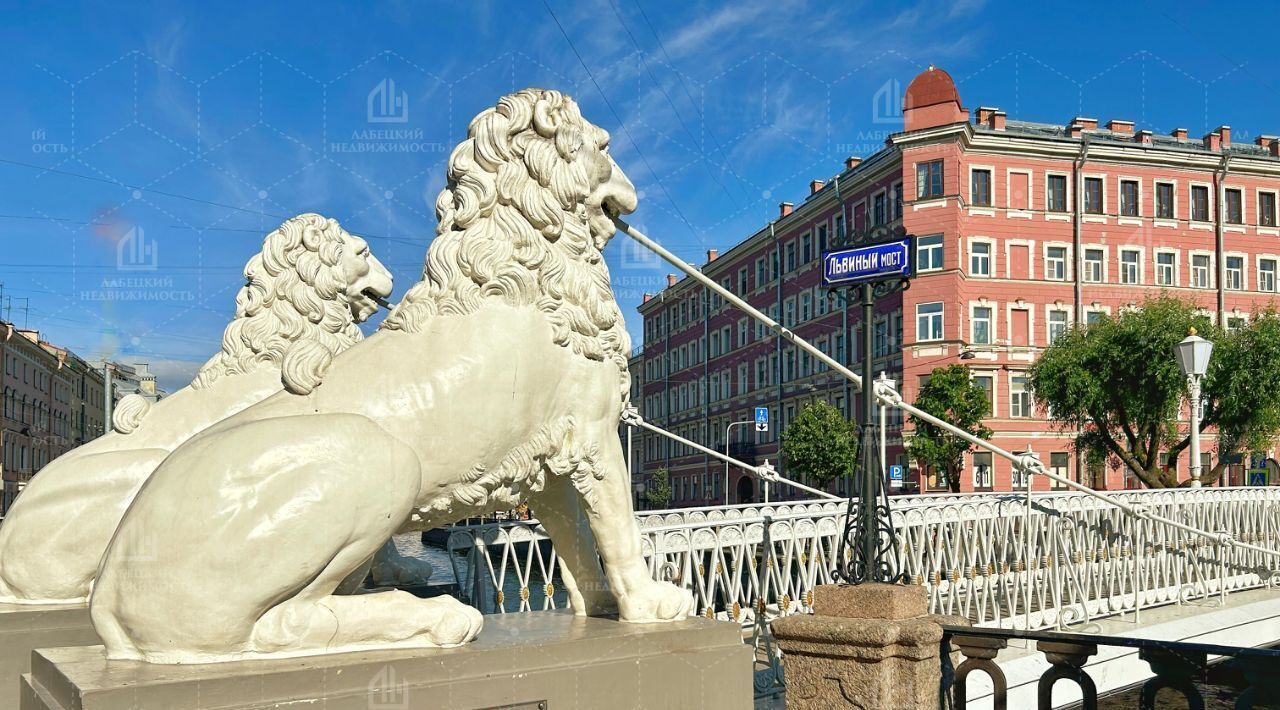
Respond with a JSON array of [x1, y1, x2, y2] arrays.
[[1, 325, 108, 516], [631, 66, 1280, 505]]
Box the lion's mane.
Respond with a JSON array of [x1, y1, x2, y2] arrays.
[[380, 89, 630, 397], [189, 213, 364, 395]]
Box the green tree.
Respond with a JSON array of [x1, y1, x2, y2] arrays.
[[644, 468, 672, 508], [1028, 296, 1280, 488], [780, 401, 858, 487], [907, 364, 993, 492]]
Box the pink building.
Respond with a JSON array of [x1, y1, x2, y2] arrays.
[[632, 66, 1280, 505]]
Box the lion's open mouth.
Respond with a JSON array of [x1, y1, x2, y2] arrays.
[[365, 289, 393, 309]]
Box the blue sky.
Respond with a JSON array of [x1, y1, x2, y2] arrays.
[[2, 0, 1277, 390]]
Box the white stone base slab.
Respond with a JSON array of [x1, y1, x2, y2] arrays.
[[0, 602, 98, 710], [21, 610, 752, 710]]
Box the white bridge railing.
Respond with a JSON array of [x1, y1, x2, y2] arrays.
[[442, 488, 1280, 695]]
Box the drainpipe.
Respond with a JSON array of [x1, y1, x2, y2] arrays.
[[833, 174, 851, 423], [1215, 154, 1231, 325], [773, 221, 783, 492], [1073, 137, 1090, 324], [702, 288, 710, 503], [1073, 137, 1090, 489]]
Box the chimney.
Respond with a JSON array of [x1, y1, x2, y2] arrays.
[[975, 107, 996, 124], [1106, 119, 1134, 134], [1257, 135, 1280, 157], [844, 156, 861, 171], [992, 110, 1006, 130], [1137, 129, 1153, 146], [809, 179, 824, 195], [1066, 123, 1084, 139], [666, 274, 677, 288], [1204, 131, 1222, 152], [706, 249, 718, 262], [779, 202, 794, 218], [1216, 125, 1232, 147], [1071, 116, 1098, 131], [1172, 127, 1188, 141], [643, 292, 653, 303]]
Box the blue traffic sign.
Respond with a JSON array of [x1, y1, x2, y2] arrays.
[[1250, 470, 1268, 486], [822, 238, 913, 287], [888, 465, 904, 480], [754, 406, 769, 432]]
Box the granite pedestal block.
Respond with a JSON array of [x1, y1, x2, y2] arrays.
[[772, 583, 966, 710], [0, 602, 99, 709], [21, 611, 752, 710]]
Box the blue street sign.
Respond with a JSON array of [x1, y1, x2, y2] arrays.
[[888, 465, 904, 480], [754, 406, 769, 432], [1250, 470, 1268, 486], [822, 238, 913, 287]]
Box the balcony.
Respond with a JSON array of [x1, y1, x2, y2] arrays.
[[727, 441, 758, 460]]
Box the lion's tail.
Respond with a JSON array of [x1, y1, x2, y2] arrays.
[[111, 394, 152, 435]]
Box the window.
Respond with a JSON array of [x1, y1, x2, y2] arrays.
[[1191, 185, 1210, 221], [1192, 254, 1211, 288], [1226, 256, 1244, 290], [1156, 251, 1176, 286], [1261, 258, 1277, 292], [973, 452, 994, 490], [801, 234, 812, 263], [972, 306, 992, 345], [1120, 249, 1140, 284], [1156, 182, 1174, 219], [917, 302, 943, 341], [971, 168, 992, 206], [1261, 192, 1277, 227], [785, 241, 796, 272], [973, 374, 994, 412], [1083, 177, 1103, 214], [1047, 174, 1068, 212], [917, 235, 943, 271], [1085, 310, 1106, 325], [872, 192, 886, 225], [1045, 246, 1067, 281], [893, 182, 903, 219], [756, 257, 767, 286], [1227, 316, 1247, 333], [1120, 179, 1139, 216], [1048, 310, 1068, 342], [738, 267, 749, 294], [1226, 188, 1242, 224], [970, 241, 991, 277], [1083, 248, 1104, 283], [917, 160, 944, 199], [1050, 452, 1070, 490], [1010, 375, 1030, 418]]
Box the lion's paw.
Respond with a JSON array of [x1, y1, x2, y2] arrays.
[[411, 595, 484, 647], [617, 580, 694, 623]]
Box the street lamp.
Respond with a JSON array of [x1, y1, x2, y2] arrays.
[[1175, 329, 1214, 488]]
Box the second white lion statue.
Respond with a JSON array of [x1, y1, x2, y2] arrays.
[[90, 88, 694, 663], [0, 214, 394, 604]]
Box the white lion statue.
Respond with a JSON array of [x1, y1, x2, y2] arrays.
[[0, 213, 395, 604], [90, 88, 693, 663]]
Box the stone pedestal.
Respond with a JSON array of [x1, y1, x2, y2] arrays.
[[21, 610, 752, 710], [0, 603, 99, 710], [772, 583, 963, 710]]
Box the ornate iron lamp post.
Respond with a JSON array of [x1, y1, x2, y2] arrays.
[[822, 227, 913, 584], [1175, 329, 1213, 488]]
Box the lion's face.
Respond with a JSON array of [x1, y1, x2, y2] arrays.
[[337, 231, 394, 322], [581, 132, 637, 244]]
